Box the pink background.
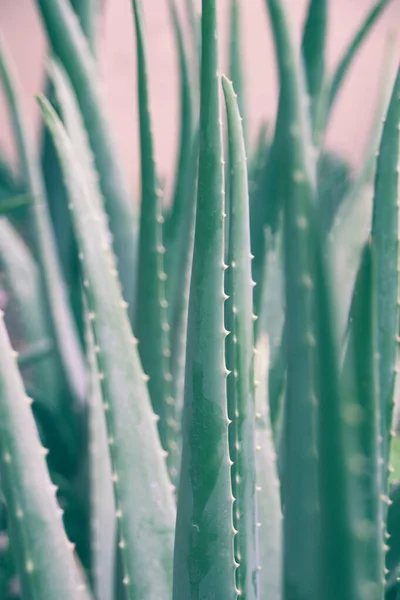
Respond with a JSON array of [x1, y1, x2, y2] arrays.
[[0, 0, 399, 198]]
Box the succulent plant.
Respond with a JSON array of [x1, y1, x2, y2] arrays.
[[0, 0, 399, 599]]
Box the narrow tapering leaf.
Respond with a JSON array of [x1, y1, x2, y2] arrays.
[[0, 314, 90, 600], [0, 218, 57, 405], [38, 96, 175, 600], [164, 0, 197, 483], [0, 34, 85, 410], [342, 241, 384, 597], [85, 307, 116, 600], [261, 2, 318, 599], [70, 0, 97, 53], [329, 54, 396, 337], [131, 0, 174, 473], [313, 228, 358, 600], [254, 334, 282, 600], [34, 0, 138, 311], [251, 0, 316, 317], [371, 67, 400, 488], [325, 0, 392, 125], [229, 0, 247, 146], [222, 75, 258, 599], [173, 1, 236, 597], [301, 0, 327, 128]]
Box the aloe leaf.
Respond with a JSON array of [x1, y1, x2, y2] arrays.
[[251, 0, 316, 318], [85, 306, 116, 600], [34, 0, 138, 311], [0, 218, 54, 380], [0, 33, 86, 410], [328, 0, 392, 113], [329, 51, 397, 338], [70, 0, 97, 53], [173, 1, 235, 597], [312, 227, 359, 600], [254, 334, 282, 600], [0, 217, 80, 477], [38, 96, 175, 600], [386, 483, 400, 589], [260, 2, 318, 599], [185, 0, 201, 63], [301, 0, 327, 128], [370, 67, 400, 490], [131, 0, 174, 473], [0, 313, 91, 600], [341, 241, 384, 598], [222, 75, 258, 599], [163, 0, 197, 483], [39, 76, 80, 330], [229, 0, 247, 147]]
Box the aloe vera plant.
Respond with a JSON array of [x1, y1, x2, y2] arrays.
[[0, 0, 399, 599]]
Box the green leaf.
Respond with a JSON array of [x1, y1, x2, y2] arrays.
[[329, 52, 397, 338], [38, 95, 176, 600], [70, 0, 97, 54], [35, 0, 138, 312], [371, 67, 400, 489], [329, 0, 392, 113], [229, 0, 247, 147], [0, 314, 91, 600], [0, 33, 86, 412], [222, 74, 258, 599], [131, 0, 174, 475], [251, 0, 316, 318], [173, 1, 235, 597], [164, 0, 198, 483], [313, 228, 358, 600], [301, 0, 327, 129], [85, 306, 116, 600], [341, 241, 384, 599], [254, 334, 282, 600], [0, 218, 78, 476], [261, 2, 318, 599]]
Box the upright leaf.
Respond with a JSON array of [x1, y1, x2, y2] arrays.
[[329, 52, 396, 337], [85, 307, 116, 600], [223, 75, 258, 600], [254, 334, 282, 600], [313, 229, 357, 600], [39, 97, 176, 600], [0, 34, 85, 412], [173, 1, 236, 597], [301, 0, 327, 129], [0, 314, 90, 600], [342, 242, 384, 598], [251, 0, 316, 317], [70, 0, 97, 53], [318, 0, 393, 140], [229, 0, 247, 146], [0, 218, 78, 475], [164, 0, 197, 483], [35, 0, 138, 311], [370, 67, 400, 488], [261, 2, 318, 599], [131, 0, 174, 473]]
